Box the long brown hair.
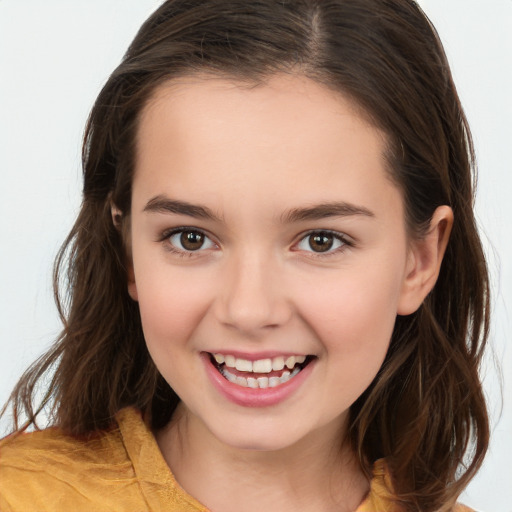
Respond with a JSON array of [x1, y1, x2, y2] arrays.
[[3, 1, 489, 510]]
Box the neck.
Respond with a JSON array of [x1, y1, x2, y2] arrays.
[[156, 404, 370, 512]]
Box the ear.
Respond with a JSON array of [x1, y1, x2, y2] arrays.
[[111, 203, 139, 302], [397, 206, 453, 315]]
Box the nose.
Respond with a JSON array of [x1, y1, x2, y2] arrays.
[[214, 250, 292, 336]]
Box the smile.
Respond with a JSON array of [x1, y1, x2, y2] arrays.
[[210, 353, 314, 389]]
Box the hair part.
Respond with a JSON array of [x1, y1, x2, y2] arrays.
[[3, 1, 489, 510]]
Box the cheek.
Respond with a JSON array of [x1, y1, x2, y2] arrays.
[[294, 264, 402, 358], [134, 263, 213, 347], [133, 266, 217, 394], [298, 272, 400, 410]]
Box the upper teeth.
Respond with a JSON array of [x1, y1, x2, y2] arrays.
[[213, 354, 306, 373]]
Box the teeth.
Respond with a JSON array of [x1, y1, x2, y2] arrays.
[[223, 369, 237, 383], [247, 377, 258, 389], [290, 367, 300, 377], [272, 356, 285, 371], [236, 376, 247, 387], [235, 358, 252, 372], [280, 370, 291, 383], [257, 377, 269, 388], [268, 376, 281, 388], [224, 355, 236, 368], [285, 356, 296, 369], [218, 364, 305, 389], [213, 353, 308, 374], [252, 359, 272, 373]]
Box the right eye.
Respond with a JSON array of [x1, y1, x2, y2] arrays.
[[167, 229, 216, 253]]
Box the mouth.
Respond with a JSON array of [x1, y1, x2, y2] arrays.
[[208, 352, 315, 389]]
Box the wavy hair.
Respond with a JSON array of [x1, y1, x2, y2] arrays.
[[3, 1, 489, 510]]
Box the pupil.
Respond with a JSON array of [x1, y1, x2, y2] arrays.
[[309, 233, 333, 252], [181, 231, 204, 251]]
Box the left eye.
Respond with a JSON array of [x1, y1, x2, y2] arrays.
[[297, 231, 346, 253], [168, 230, 216, 252]]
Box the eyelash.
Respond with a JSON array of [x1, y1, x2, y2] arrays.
[[295, 229, 353, 258], [159, 227, 217, 258], [158, 227, 353, 258]]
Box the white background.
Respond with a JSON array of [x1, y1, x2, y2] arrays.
[[0, 1, 510, 510]]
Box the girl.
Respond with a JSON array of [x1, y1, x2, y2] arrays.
[[0, 1, 490, 511]]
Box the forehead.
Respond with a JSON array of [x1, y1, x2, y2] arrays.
[[133, 74, 401, 220], [138, 73, 381, 147]]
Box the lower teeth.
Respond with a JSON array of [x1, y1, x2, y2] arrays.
[[220, 366, 301, 388]]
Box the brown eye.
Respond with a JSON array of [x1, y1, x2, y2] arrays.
[[180, 231, 205, 251], [308, 232, 334, 252], [296, 230, 347, 255], [168, 229, 215, 252]]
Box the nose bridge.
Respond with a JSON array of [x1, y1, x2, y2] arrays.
[[217, 246, 289, 334]]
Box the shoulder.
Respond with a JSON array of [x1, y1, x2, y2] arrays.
[[356, 460, 477, 512], [0, 418, 128, 465], [0, 409, 145, 512], [0, 408, 207, 512]]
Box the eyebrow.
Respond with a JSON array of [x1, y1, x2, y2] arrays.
[[143, 195, 374, 223], [143, 196, 220, 221], [280, 202, 375, 223]]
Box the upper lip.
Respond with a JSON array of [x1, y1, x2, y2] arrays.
[[204, 350, 311, 361]]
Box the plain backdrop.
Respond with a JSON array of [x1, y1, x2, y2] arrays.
[[0, 1, 510, 511]]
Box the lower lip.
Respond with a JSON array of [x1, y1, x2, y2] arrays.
[[202, 353, 315, 408]]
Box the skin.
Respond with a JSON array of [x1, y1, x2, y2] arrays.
[[121, 74, 452, 512]]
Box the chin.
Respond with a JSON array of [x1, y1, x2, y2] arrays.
[[218, 432, 298, 452], [205, 414, 321, 453]]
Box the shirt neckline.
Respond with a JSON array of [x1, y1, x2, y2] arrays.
[[116, 407, 394, 512]]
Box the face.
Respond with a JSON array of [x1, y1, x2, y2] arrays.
[[127, 74, 418, 453]]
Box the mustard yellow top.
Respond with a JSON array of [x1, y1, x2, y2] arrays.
[[0, 408, 472, 512]]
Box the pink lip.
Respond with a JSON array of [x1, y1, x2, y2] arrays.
[[206, 350, 308, 361], [201, 353, 315, 408]]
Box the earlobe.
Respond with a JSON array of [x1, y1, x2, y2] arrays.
[[127, 274, 139, 302], [111, 204, 123, 230], [397, 205, 453, 315], [110, 203, 139, 302]]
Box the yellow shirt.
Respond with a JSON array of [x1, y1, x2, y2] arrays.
[[0, 408, 471, 512]]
